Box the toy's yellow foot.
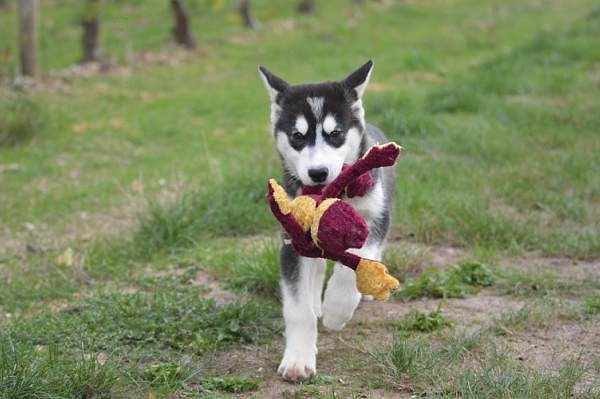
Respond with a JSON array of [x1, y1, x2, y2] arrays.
[[269, 179, 292, 215], [355, 259, 400, 300]]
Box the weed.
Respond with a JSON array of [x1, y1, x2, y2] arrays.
[[144, 362, 185, 388], [397, 261, 495, 300], [202, 376, 260, 393], [583, 295, 600, 315], [391, 307, 453, 333]]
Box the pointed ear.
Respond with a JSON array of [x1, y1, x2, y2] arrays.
[[258, 66, 290, 103], [343, 60, 374, 99]]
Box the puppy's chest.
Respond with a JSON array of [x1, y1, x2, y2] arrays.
[[346, 181, 385, 223]]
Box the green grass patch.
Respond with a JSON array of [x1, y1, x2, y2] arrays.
[[391, 307, 453, 333], [583, 295, 600, 315], [134, 173, 273, 259], [197, 239, 280, 298], [10, 289, 279, 354], [382, 242, 429, 279], [0, 97, 42, 147], [495, 268, 600, 298], [376, 330, 591, 397], [0, 334, 118, 399], [202, 376, 260, 394], [396, 261, 495, 300], [490, 298, 590, 337], [1, 283, 280, 396]]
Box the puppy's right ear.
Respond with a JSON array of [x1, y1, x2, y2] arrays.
[[259, 66, 290, 103]]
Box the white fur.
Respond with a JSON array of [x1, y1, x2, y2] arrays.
[[270, 103, 282, 129], [295, 115, 308, 135], [347, 179, 385, 220], [278, 256, 324, 380], [276, 126, 363, 186], [258, 68, 284, 129], [323, 114, 337, 134], [322, 244, 382, 331], [259, 70, 279, 103], [351, 100, 366, 129], [306, 97, 324, 120], [353, 66, 372, 99]]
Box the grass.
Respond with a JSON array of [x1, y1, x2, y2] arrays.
[[396, 261, 495, 300], [495, 267, 600, 298], [0, 97, 42, 147], [1, 1, 599, 260], [584, 295, 600, 315], [1, 0, 599, 396], [377, 327, 595, 398], [489, 298, 585, 337], [391, 306, 453, 333], [0, 280, 280, 396], [202, 376, 260, 394], [133, 173, 273, 257], [0, 334, 118, 399]]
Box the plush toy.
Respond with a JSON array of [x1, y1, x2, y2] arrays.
[[267, 142, 402, 300]]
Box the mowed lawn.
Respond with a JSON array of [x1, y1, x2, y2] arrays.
[[1, 0, 599, 397]]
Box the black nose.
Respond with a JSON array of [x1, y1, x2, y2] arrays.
[[308, 167, 329, 183]]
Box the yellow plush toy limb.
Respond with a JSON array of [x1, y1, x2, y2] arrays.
[[269, 179, 291, 214], [355, 259, 400, 300], [268, 179, 316, 232]]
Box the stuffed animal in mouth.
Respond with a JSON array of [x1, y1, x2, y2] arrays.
[[267, 142, 402, 300]]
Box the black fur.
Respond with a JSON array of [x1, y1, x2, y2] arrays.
[[280, 240, 301, 295], [274, 83, 362, 150]]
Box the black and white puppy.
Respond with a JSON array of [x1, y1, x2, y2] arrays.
[[259, 61, 396, 381]]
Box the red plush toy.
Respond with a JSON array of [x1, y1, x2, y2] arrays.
[[267, 142, 402, 300]]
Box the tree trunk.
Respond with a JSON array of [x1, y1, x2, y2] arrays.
[[239, 0, 257, 29], [297, 0, 315, 14], [170, 0, 196, 49], [18, 0, 38, 77], [81, 0, 101, 63]]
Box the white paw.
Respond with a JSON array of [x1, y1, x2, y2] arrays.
[[277, 347, 316, 382], [321, 290, 361, 331], [362, 294, 374, 301]]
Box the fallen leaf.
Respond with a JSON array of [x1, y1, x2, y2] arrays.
[[56, 248, 74, 267], [70, 122, 92, 133]]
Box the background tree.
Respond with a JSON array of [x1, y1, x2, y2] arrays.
[[81, 0, 101, 63], [170, 0, 196, 49], [18, 0, 38, 77], [239, 0, 258, 29], [297, 0, 315, 14]]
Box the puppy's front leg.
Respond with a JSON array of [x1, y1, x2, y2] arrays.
[[278, 244, 323, 381], [322, 244, 382, 331]]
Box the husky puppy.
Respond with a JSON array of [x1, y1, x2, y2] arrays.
[[259, 61, 396, 381]]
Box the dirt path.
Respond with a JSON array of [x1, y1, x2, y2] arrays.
[[201, 295, 521, 397]]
